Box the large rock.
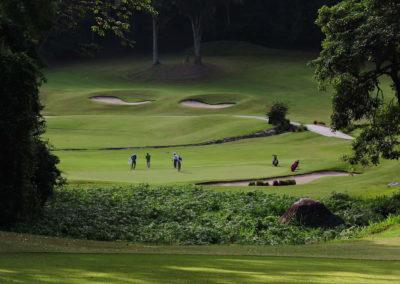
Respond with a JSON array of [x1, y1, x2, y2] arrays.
[[279, 198, 344, 228]]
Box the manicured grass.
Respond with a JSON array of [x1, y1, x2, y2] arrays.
[[54, 131, 399, 197], [1, 253, 399, 283], [41, 43, 334, 123], [1, 226, 400, 283], [44, 115, 270, 149]]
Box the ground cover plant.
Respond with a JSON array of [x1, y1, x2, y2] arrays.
[[12, 185, 400, 246]]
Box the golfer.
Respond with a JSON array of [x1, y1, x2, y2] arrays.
[[177, 154, 182, 172], [146, 152, 151, 168], [130, 153, 137, 170], [173, 152, 178, 169]]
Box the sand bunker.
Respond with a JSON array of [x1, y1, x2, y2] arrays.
[[180, 100, 235, 109], [201, 171, 352, 186], [90, 96, 152, 105]]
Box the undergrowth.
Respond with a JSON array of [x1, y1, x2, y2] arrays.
[[11, 185, 400, 245]]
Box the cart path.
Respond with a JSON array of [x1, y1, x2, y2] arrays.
[[234, 115, 354, 140]]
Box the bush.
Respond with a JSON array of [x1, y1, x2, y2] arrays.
[[267, 102, 290, 131], [248, 181, 256, 186], [296, 125, 308, 132], [255, 180, 265, 186], [272, 179, 296, 186], [11, 186, 400, 245]]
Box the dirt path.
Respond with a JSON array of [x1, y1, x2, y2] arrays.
[[200, 171, 353, 186], [180, 100, 235, 109], [234, 115, 354, 140], [90, 96, 152, 105]]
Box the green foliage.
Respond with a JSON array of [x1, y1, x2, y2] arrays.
[[267, 102, 290, 131], [0, 2, 62, 226], [296, 125, 308, 132], [12, 186, 400, 245], [311, 0, 400, 165], [274, 179, 296, 186]]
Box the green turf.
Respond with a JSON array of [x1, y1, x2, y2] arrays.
[[54, 132, 400, 197], [44, 115, 270, 149], [1, 253, 399, 283], [1, 226, 400, 283], [40, 43, 334, 123], [40, 41, 399, 193]]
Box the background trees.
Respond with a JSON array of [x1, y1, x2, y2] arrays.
[[311, 0, 400, 165]]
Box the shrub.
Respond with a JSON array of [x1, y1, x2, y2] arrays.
[[296, 125, 308, 132], [11, 186, 400, 246], [267, 102, 290, 131], [248, 181, 255, 186], [273, 179, 296, 186], [256, 180, 265, 186]]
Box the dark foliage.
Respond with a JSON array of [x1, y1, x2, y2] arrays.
[[311, 0, 400, 165], [267, 102, 290, 131], [0, 1, 62, 227]]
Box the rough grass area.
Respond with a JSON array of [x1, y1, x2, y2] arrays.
[[10, 186, 400, 244]]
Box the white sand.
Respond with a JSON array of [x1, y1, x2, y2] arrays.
[[180, 100, 235, 109], [205, 171, 352, 186], [90, 96, 152, 105]]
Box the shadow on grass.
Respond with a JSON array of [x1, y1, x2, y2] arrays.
[[0, 254, 399, 283]]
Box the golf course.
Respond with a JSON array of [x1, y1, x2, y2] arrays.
[[1, 40, 399, 283]]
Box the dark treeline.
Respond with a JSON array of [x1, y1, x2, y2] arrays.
[[43, 0, 340, 61]]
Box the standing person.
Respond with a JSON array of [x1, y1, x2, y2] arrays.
[[177, 154, 182, 172], [130, 153, 137, 170], [146, 152, 151, 168], [173, 152, 178, 169]]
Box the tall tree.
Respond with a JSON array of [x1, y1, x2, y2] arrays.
[[0, 0, 152, 227], [176, 0, 216, 65], [311, 0, 400, 165], [150, 0, 175, 66]]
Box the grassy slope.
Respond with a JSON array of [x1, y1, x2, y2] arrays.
[[40, 45, 331, 122], [40, 42, 399, 194], [1, 226, 399, 283], [44, 115, 270, 149]]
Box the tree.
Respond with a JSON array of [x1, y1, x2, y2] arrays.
[[311, 0, 400, 165], [176, 0, 217, 65], [0, 0, 63, 226], [150, 0, 175, 66], [267, 102, 291, 132], [0, 0, 152, 227]]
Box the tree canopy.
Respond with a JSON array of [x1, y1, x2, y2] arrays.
[[311, 0, 400, 165], [0, 0, 154, 226]]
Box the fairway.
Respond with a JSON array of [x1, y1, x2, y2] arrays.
[[1, 226, 400, 283], [36, 45, 399, 197]]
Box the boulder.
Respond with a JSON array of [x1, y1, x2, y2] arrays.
[[279, 198, 344, 228]]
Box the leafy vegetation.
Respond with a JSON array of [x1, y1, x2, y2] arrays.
[[12, 186, 400, 245], [267, 102, 290, 131], [311, 0, 400, 165]]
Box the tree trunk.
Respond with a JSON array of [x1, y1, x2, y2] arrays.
[[190, 16, 202, 65], [225, 3, 231, 27], [152, 16, 160, 66]]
